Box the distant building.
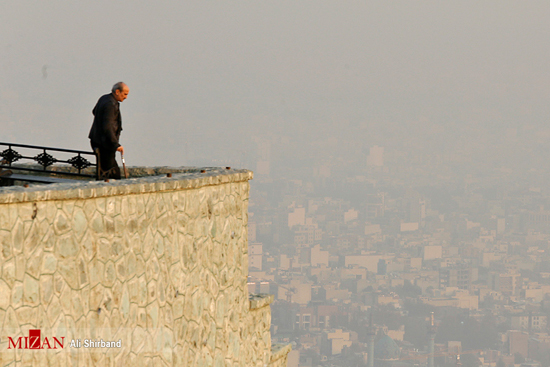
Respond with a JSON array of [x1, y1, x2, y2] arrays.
[[489, 270, 521, 296], [311, 244, 329, 267], [409, 197, 426, 224], [344, 208, 358, 222], [317, 305, 338, 330], [345, 254, 390, 273], [387, 326, 405, 342], [439, 264, 477, 291], [525, 209, 550, 231], [249, 243, 263, 270], [400, 222, 419, 232], [248, 220, 257, 242], [322, 329, 354, 356], [293, 224, 322, 245], [366, 193, 385, 219], [420, 292, 478, 310], [423, 245, 443, 260], [367, 145, 384, 167], [288, 206, 306, 228], [511, 313, 548, 332], [378, 259, 387, 275], [293, 305, 338, 332], [508, 330, 529, 358], [280, 254, 291, 270], [295, 307, 314, 331], [365, 223, 382, 236]]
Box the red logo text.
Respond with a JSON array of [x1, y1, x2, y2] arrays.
[[8, 329, 64, 349]]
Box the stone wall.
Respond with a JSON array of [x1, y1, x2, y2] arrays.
[[0, 168, 289, 366]]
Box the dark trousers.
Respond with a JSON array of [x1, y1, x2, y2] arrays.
[[91, 143, 121, 180]]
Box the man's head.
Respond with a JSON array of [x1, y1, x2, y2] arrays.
[[112, 82, 129, 102]]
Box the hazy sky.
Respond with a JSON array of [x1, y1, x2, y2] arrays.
[[2, 2, 550, 168]]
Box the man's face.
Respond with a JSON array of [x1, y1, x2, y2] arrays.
[[114, 86, 129, 102]]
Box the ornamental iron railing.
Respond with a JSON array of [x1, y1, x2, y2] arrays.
[[0, 142, 97, 179]]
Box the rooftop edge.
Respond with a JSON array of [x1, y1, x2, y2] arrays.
[[0, 167, 253, 204]]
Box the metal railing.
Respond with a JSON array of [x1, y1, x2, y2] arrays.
[[0, 142, 97, 178]]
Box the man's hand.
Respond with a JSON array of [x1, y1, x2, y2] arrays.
[[117, 146, 124, 155]]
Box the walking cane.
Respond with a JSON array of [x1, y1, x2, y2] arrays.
[[121, 153, 129, 179]]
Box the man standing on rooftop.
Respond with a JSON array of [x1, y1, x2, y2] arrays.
[[88, 82, 129, 179]]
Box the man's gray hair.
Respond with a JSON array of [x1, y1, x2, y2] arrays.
[[112, 82, 126, 93]]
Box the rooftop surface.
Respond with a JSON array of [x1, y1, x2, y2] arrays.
[[0, 167, 253, 204]]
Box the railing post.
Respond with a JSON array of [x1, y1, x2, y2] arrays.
[[43, 149, 47, 170], [77, 153, 82, 174]]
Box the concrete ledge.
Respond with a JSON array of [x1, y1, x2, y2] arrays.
[[0, 167, 253, 204], [249, 293, 275, 310], [270, 343, 292, 363]]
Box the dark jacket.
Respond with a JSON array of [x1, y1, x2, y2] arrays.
[[88, 93, 122, 149]]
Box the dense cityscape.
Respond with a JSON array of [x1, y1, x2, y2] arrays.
[[246, 141, 550, 367]]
